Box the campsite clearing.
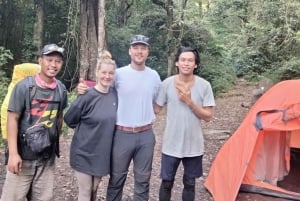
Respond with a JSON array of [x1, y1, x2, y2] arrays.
[[0, 78, 299, 201]]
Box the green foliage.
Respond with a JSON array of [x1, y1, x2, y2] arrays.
[[0, 0, 71, 78], [273, 58, 300, 81], [106, 27, 134, 67], [1, 0, 299, 97], [106, 0, 172, 83], [0, 70, 10, 146], [203, 0, 300, 82], [296, 31, 300, 42], [58, 0, 80, 90], [139, 12, 168, 78], [180, 24, 236, 95], [0, 71, 9, 107], [44, 0, 69, 44], [0, 47, 13, 66], [200, 51, 236, 94], [61, 91, 77, 137]]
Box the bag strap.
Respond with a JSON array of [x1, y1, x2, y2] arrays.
[[56, 79, 66, 112], [25, 76, 36, 124], [51, 79, 66, 159]]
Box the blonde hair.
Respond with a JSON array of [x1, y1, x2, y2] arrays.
[[102, 50, 112, 60], [96, 50, 116, 71]]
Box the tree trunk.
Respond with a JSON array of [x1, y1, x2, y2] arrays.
[[166, 0, 174, 77], [166, 0, 188, 77], [97, 0, 106, 66], [80, 0, 89, 79], [33, 0, 44, 60], [79, 0, 98, 81]]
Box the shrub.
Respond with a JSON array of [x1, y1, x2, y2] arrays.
[[0, 71, 10, 146], [275, 58, 300, 81], [61, 92, 77, 137]]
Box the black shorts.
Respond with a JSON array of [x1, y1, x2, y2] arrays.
[[160, 153, 203, 181]]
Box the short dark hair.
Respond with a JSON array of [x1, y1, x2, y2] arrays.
[[175, 46, 200, 74]]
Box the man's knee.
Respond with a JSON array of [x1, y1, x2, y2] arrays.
[[107, 174, 128, 201], [159, 180, 174, 201], [183, 175, 195, 190], [182, 176, 195, 201], [161, 180, 174, 190], [133, 172, 151, 194], [134, 171, 151, 183], [109, 173, 128, 188]]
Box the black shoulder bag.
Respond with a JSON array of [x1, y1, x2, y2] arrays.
[[23, 77, 66, 154]]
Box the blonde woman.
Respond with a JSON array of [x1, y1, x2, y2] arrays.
[[64, 53, 117, 201]]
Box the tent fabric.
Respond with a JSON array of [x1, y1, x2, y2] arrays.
[[290, 130, 300, 148], [204, 80, 300, 201], [1, 63, 40, 139]]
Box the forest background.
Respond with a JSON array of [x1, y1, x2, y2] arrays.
[[0, 0, 300, 143]]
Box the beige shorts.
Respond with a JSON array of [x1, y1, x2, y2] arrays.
[[0, 159, 55, 201]]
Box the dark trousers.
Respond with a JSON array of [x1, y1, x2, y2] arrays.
[[159, 176, 195, 201], [159, 154, 203, 201], [106, 129, 155, 201]]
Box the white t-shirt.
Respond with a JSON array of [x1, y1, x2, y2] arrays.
[[156, 76, 215, 157], [115, 65, 161, 127]]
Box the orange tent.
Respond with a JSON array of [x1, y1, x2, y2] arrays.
[[205, 80, 300, 201]]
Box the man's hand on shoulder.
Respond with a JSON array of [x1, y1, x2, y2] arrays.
[[77, 78, 89, 95]]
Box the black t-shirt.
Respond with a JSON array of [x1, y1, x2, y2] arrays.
[[7, 77, 68, 160]]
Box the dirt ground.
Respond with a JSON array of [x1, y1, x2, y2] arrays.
[[0, 78, 299, 201]]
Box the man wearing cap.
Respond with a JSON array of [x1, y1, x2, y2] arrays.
[[77, 35, 161, 200], [1, 44, 68, 201]]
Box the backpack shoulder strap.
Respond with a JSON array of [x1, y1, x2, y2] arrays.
[[56, 80, 66, 112], [25, 76, 36, 123], [54, 80, 66, 158]]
